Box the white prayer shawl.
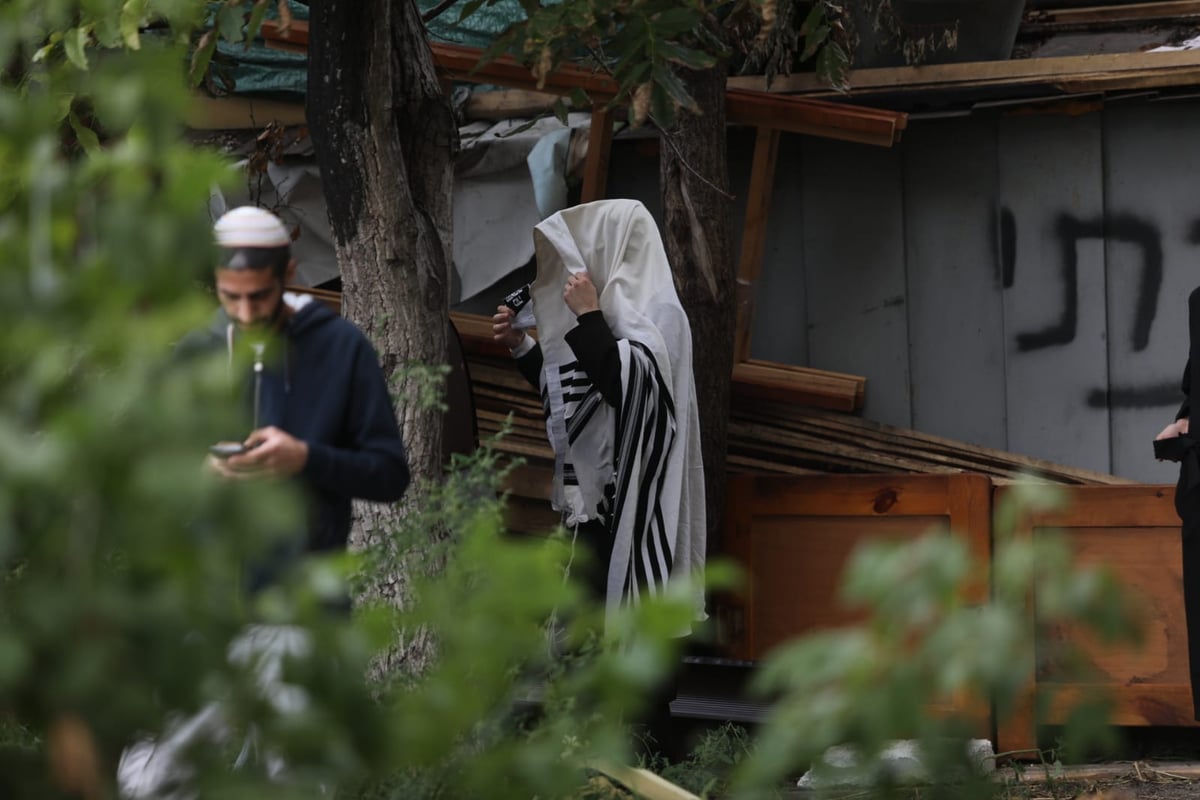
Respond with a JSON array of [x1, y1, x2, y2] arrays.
[[531, 199, 706, 629]]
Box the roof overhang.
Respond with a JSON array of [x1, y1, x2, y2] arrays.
[[727, 47, 1200, 107]]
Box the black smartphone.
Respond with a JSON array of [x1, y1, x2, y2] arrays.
[[209, 442, 256, 459]]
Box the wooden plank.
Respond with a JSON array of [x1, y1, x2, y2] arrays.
[[256, 27, 904, 146], [735, 127, 782, 363], [463, 88, 561, 121], [590, 762, 701, 800], [579, 107, 614, 203], [429, 42, 905, 147], [724, 90, 905, 147], [1028, 1, 1200, 25], [726, 48, 1200, 96], [747, 473, 986, 517], [186, 94, 307, 130], [731, 360, 863, 412]]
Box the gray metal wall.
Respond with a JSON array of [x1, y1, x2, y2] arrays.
[[737, 102, 1200, 483]]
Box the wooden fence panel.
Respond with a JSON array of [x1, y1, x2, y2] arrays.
[[995, 484, 1194, 756]]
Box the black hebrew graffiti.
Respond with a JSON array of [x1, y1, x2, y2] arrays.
[[994, 207, 1178, 409], [1087, 382, 1181, 410], [1014, 212, 1162, 353]]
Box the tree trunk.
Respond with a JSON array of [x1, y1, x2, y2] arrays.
[[659, 64, 734, 558], [306, 0, 457, 676]]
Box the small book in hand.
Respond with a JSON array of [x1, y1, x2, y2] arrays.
[[1154, 435, 1192, 462]]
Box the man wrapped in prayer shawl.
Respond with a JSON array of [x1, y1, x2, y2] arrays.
[[492, 199, 707, 632]]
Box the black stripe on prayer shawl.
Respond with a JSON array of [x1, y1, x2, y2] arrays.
[[610, 341, 677, 605], [567, 391, 603, 445]]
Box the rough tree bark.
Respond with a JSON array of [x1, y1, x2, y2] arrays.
[[660, 64, 734, 557], [306, 0, 457, 676]]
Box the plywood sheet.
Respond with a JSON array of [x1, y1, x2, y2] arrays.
[[801, 138, 910, 427], [903, 117, 1007, 451], [1101, 104, 1198, 483], [750, 133, 809, 367], [997, 113, 1111, 474]]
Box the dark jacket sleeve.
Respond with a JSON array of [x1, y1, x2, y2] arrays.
[[565, 310, 622, 408], [1179, 359, 1191, 422], [516, 342, 543, 390], [302, 340, 410, 502]]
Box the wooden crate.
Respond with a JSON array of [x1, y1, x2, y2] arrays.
[[996, 484, 1195, 755], [722, 473, 992, 657]]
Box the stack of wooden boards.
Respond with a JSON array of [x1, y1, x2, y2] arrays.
[[448, 312, 1130, 533]]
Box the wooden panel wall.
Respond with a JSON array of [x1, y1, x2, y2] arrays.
[[995, 484, 1194, 755]]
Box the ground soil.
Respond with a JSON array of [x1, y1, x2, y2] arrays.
[[1000, 777, 1200, 799]]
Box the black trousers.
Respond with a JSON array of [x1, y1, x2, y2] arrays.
[[1184, 521, 1200, 720]]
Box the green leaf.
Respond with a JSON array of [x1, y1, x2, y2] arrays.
[[55, 93, 75, 122], [657, 41, 717, 70], [189, 30, 219, 88], [458, 0, 488, 23], [649, 81, 675, 128], [801, 23, 830, 62], [64, 27, 90, 70], [800, 0, 824, 38], [247, 0, 270, 41], [552, 97, 569, 126], [568, 87, 590, 108], [216, 4, 245, 45], [32, 43, 55, 64], [613, 59, 651, 89], [651, 7, 700, 37], [653, 65, 699, 114], [816, 40, 850, 91], [69, 111, 101, 156], [121, 0, 149, 50]]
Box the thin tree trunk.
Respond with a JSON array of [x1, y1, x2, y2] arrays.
[[306, 0, 457, 676], [660, 63, 734, 558]]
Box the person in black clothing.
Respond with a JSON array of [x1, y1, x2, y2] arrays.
[[1157, 289, 1200, 720], [182, 206, 410, 582]]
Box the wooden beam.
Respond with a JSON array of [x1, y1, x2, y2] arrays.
[[463, 88, 561, 121], [734, 127, 780, 363], [728, 48, 1200, 97], [579, 107, 614, 203], [186, 94, 307, 130], [429, 42, 905, 147], [252, 29, 903, 146], [725, 89, 904, 147], [1028, 0, 1200, 25]]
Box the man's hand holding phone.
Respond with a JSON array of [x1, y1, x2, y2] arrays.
[[208, 426, 309, 480]]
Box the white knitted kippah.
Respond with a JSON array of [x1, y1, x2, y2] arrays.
[[213, 206, 291, 248]]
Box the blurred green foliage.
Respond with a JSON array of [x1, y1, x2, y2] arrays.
[[0, 3, 699, 797]]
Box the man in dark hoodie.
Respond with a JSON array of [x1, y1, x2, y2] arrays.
[[186, 206, 410, 581]]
